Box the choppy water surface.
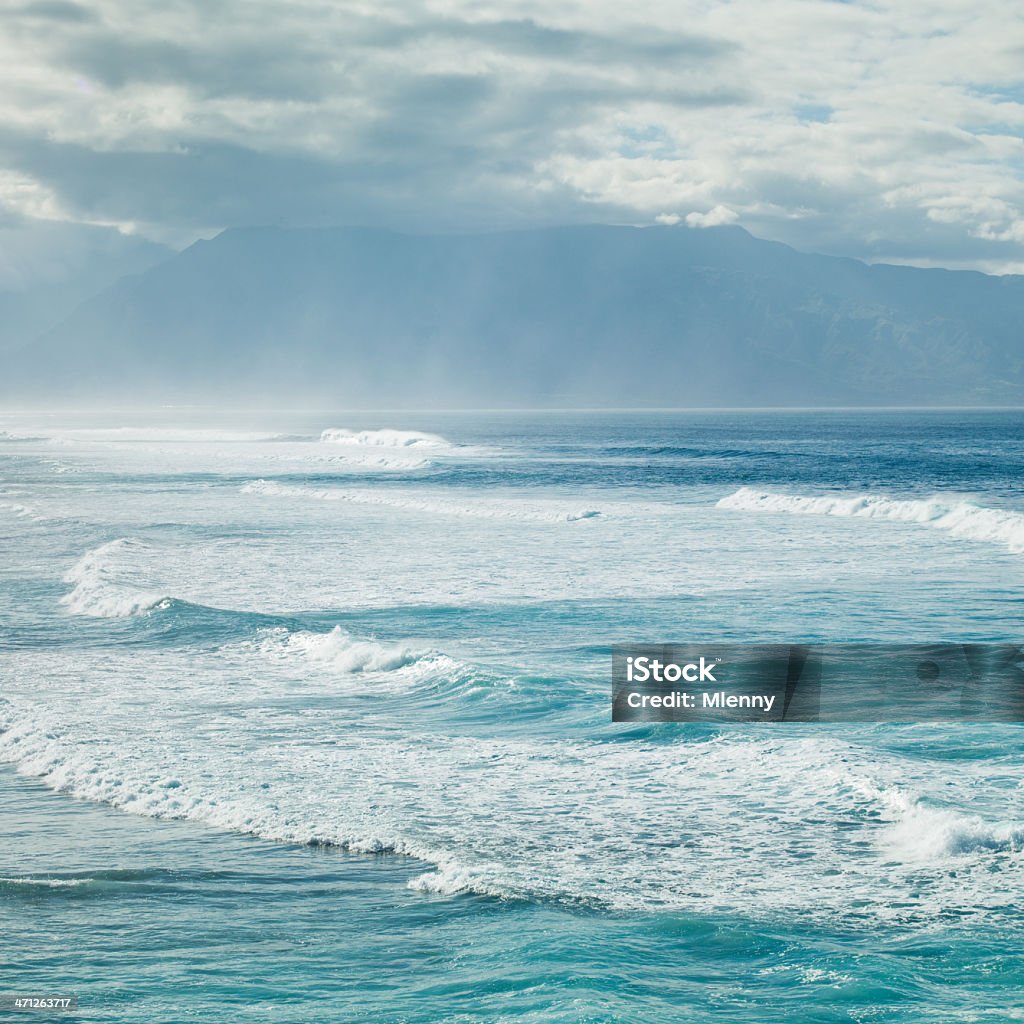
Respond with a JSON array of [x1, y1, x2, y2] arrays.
[[2, 410, 1023, 1021]]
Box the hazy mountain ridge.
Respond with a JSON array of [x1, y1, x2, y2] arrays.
[[7, 224, 1023, 406], [0, 226, 171, 355]]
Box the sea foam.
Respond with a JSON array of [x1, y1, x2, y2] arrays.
[[61, 539, 168, 618], [859, 782, 1024, 860], [717, 487, 1024, 554], [242, 627, 478, 698], [257, 626, 422, 674], [242, 479, 600, 523], [0, 501, 40, 520], [0, 430, 45, 442], [0, 876, 90, 888], [320, 428, 451, 449], [3, 711, 1022, 924]]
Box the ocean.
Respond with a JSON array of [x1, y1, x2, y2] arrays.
[[1, 409, 1023, 1022]]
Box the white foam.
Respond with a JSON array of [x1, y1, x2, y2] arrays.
[[874, 785, 1024, 860], [242, 479, 600, 523], [258, 626, 422, 674], [300, 452, 433, 470], [60, 539, 168, 618], [0, 876, 89, 888], [0, 501, 39, 520], [718, 487, 1024, 554], [0, 426, 440, 475], [242, 627, 475, 698], [4, 678, 1023, 927], [0, 430, 44, 442], [407, 862, 508, 900], [320, 428, 451, 449]]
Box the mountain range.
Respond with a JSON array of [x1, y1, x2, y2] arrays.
[[5, 223, 1022, 406]]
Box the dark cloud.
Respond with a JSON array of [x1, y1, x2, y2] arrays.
[[356, 17, 736, 65], [61, 34, 336, 102], [0, 129, 576, 235], [55, 13, 734, 106]]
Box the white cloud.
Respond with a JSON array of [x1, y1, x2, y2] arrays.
[[685, 205, 738, 228], [0, 0, 1021, 269]]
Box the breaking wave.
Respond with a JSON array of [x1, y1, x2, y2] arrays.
[[320, 428, 451, 449], [0, 876, 90, 888], [60, 539, 169, 618], [255, 626, 424, 674], [717, 487, 1024, 554], [862, 783, 1024, 860], [240, 626, 491, 700], [3, 685, 1022, 925], [241, 479, 600, 523]]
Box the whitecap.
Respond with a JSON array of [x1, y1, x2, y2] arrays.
[[60, 539, 168, 618], [320, 428, 451, 449], [717, 486, 1024, 554]]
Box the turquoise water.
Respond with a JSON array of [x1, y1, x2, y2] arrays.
[[2, 411, 1024, 1021]]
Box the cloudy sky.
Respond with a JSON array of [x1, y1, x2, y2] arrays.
[[2, 0, 1024, 274]]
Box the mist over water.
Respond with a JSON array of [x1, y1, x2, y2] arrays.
[[8, 226, 1024, 408]]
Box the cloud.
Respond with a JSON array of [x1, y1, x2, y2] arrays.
[[685, 205, 738, 228], [3, 2, 95, 23], [0, 0, 1020, 270]]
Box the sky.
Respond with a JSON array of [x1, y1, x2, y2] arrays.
[[1, 0, 1024, 278]]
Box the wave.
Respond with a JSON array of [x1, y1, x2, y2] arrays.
[[237, 451, 435, 471], [57, 540, 290, 629], [242, 479, 600, 523], [244, 627, 491, 701], [6, 426, 441, 472], [320, 428, 451, 449], [717, 486, 1024, 554], [895, 804, 1024, 859], [612, 445, 757, 459], [406, 862, 514, 901], [4, 717, 1022, 922], [0, 699, 467, 865], [60, 539, 169, 618], [0, 430, 45, 442], [0, 500, 40, 520], [0, 876, 90, 888], [3, 693, 1024, 924], [304, 452, 434, 471], [862, 783, 1024, 860], [256, 625, 423, 674]]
